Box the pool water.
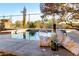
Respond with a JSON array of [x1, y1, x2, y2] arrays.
[[12, 32, 40, 40], [0, 31, 52, 41]]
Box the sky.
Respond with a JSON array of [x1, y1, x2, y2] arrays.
[[0, 3, 42, 23]]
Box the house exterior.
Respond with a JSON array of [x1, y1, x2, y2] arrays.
[[0, 19, 13, 30]]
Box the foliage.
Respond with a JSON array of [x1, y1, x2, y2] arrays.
[[40, 3, 79, 20], [0, 24, 4, 30], [29, 22, 36, 28], [34, 21, 43, 28], [40, 3, 79, 29], [23, 18, 26, 29], [29, 22, 36, 36], [15, 20, 21, 28]]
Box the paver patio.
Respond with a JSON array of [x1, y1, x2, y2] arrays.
[[0, 39, 74, 56]]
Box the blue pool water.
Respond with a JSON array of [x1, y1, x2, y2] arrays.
[[0, 32, 52, 40]]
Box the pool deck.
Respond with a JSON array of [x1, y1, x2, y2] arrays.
[[0, 39, 74, 56], [0, 29, 79, 56]]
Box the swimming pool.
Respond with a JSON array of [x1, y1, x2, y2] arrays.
[[0, 31, 52, 41]]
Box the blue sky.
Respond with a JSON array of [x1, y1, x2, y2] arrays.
[[0, 3, 42, 22], [0, 3, 41, 15]]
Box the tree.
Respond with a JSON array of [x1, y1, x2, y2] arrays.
[[0, 23, 4, 30], [40, 3, 79, 29], [40, 3, 61, 31], [40, 3, 79, 20], [22, 7, 26, 29], [35, 20, 42, 28], [28, 22, 36, 36], [29, 22, 36, 28], [15, 20, 21, 28]]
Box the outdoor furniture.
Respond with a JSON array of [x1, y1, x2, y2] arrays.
[[60, 30, 67, 36], [56, 29, 79, 55], [39, 32, 51, 47], [62, 36, 79, 56], [56, 29, 66, 44], [51, 29, 67, 51], [39, 36, 51, 47]]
